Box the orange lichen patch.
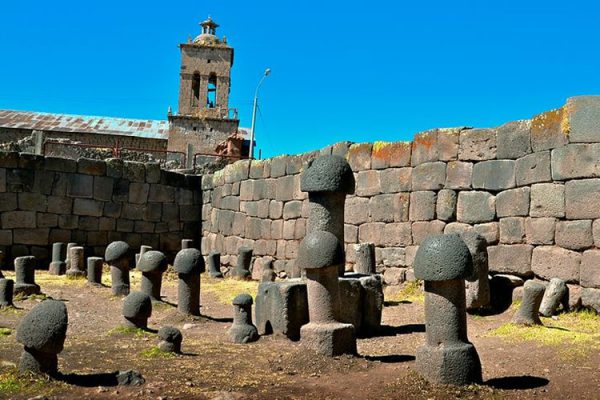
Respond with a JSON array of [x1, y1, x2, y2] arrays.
[[411, 129, 438, 165], [388, 141, 412, 167], [371, 141, 392, 168], [531, 106, 569, 138], [412, 130, 437, 150], [346, 142, 373, 170]]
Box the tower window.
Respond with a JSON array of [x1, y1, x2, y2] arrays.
[[207, 74, 217, 108], [192, 73, 200, 107]]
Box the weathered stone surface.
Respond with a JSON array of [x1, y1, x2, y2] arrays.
[[369, 193, 409, 222], [345, 197, 369, 225], [456, 191, 495, 224], [496, 120, 532, 159], [460, 231, 490, 310], [409, 191, 436, 221], [414, 234, 473, 280], [255, 280, 308, 340], [487, 244, 533, 277], [346, 143, 372, 171], [382, 223, 412, 247], [530, 183, 565, 218], [2, 211, 36, 229], [496, 187, 530, 217], [512, 280, 545, 326], [78, 158, 106, 176], [555, 220, 593, 250], [386, 142, 411, 167], [525, 217, 555, 245], [472, 160, 515, 190], [581, 288, 600, 312], [565, 179, 600, 219], [531, 246, 581, 283], [0, 193, 17, 212], [67, 174, 93, 198], [411, 129, 438, 166], [567, 95, 600, 143], [551, 144, 600, 181], [383, 267, 406, 285], [499, 217, 525, 244], [515, 151, 551, 187], [412, 162, 446, 191], [531, 107, 568, 152], [123, 161, 146, 182], [445, 161, 472, 190], [539, 278, 568, 317], [380, 167, 411, 193], [436, 189, 456, 221], [355, 170, 380, 197], [459, 128, 496, 161], [438, 128, 461, 161], [412, 221, 446, 245], [358, 223, 384, 247]]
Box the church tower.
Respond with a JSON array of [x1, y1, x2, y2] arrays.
[[167, 17, 242, 164]]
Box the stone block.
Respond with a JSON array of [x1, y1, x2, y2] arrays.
[[531, 107, 568, 151], [116, 219, 134, 232], [438, 128, 462, 161], [496, 120, 532, 159], [332, 141, 351, 157], [370, 193, 409, 222], [456, 191, 495, 224], [525, 217, 556, 245], [249, 160, 267, 179], [275, 175, 295, 201], [411, 129, 438, 166], [128, 182, 149, 204], [555, 220, 593, 250], [255, 280, 309, 341], [551, 144, 600, 180], [355, 170, 380, 197], [382, 222, 412, 246], [270, 156, 287, 178], [409, 191, 436, 221], [78, 158, 106, 176], [73, 198, 103, 217], [581, 288, 600, 312], [134, 221, 155, 233], [530, 183, 565, 218], [411, 220, 446, 245], [0, 168, 5, 192], [0, 151, 18, 168], [444, 222, 473, 236], [474, 222, 499, 245], [286, 155, 303, 175], [499, 217, 525, 244], [472, 160, 515, 190], [67, 174, 93, 198], [345, 197, 369, 225], [567, 95, 600, 143], [531, 246, 580, 283], [257, 199, 270, 218], [99, 217, 116, 231], [252, 180, 268, 201], [13, 228, 50, 245], [565, 179, 600, 219], [282, 220, 295, 240], [380, 167, 411, 193], [18, 192, 47, 212], [105, 158, 123, 178], [496, 187, 530, 217], [487, 244, 533, 277], [344, 224, 358, 243], [2, 211, 36, 229], [145, 162, 161, 184], [18, 153, 44, 170], [445, 161, 473, 190], [0, 230, 12, 245], [79, 216, 99, 231], [581, 250, 600, 288], [149, 184, 176, 202], [239, 180, 253, 201], [44, 156, 77, 173], [36, 213, 57, 228], [359, 222, 385, 246], [346, 143, 372, 171], [93, 176, 113, 201], [373, 142, 411, 169], [412, 162, 446, 191], [269, 200, 283, 219], [459, 128, 496, 161], [123, 161, 146, 182], [6, 169, 34, 192], [283, 200, 302, 220], [59, 215, 78, 229], [104, 202, 122, 218], [383, 267, 406, 284], [436, 189, 456, 221], [0, 193, 17, 212]]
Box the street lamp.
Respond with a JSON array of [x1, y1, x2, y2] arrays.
[[249, 68, 271, 160]]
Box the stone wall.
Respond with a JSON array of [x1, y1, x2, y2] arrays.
[[0, 152, 202, 266], [201, 96, 600, 304]]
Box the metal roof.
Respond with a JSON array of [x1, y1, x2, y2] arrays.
[[0, 109, 169, 139]]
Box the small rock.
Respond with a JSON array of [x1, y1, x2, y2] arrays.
[[183, 323, 196, 330], [97, 386, 108, 393], [116, 369, 145, 386]]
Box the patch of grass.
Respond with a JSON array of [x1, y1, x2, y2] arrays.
[[139, 346, 175, 359], [13, 292, 47, 302], [384, 280, 424, 304], [0, 328, 11, 336], [488, 310, 600, 360], [107, 326, 154, 338], [202, 278, 258, 305], [0, 368, 57, 396]]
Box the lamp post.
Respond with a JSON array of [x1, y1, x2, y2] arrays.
[[249, 68, 271, 160]]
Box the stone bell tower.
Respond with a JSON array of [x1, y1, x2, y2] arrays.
[[167, 16, 242, 164]]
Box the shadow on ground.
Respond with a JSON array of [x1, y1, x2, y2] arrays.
[[486, 376, 549, 390]]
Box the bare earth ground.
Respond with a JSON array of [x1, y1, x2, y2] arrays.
[[0, 269, 599, 400]]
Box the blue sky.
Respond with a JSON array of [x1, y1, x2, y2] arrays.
[[1, 1, 599, 158]]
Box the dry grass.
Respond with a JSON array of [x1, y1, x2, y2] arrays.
[[384, 280, 424, 304], [202, 277, 258, 305]]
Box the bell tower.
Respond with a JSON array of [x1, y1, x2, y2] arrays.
[[168, 17, 241, 162]]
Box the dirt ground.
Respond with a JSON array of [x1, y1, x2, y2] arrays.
[[0, 269, 599, 400]]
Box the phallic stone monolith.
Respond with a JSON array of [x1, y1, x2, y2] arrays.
[[354, 243, 376, 274], [0, 278, 14, 307], [64, 242, 77, 271], [539, 278, 568, 317], [181, 239, 194, 249], [122, 292, 152, 329], [414, 234, 482, 385], [234, 247, 252, 280], [66, 246, 86, 278], [460, 231, 491, 312], [14, 256, 41, 297], [260, 259, 277, 282], [137, 250, 168, 302], [207, 251, 223, 278], [228, 293, 259, 343], [297, 230, 356, 356], [105, 241, 132, 296], [16, 299, 68, 376], [301, 155, 355, 277], [173, 248, 204, 316], [513, 280, 545, 325], [135, 245, 152, 268], [49, 242, 66, 275], [87, 257, 103, 285], [158, 326, 183, 353]]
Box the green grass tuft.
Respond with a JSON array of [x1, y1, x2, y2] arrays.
[[107, 326, 154, 338], [139, 346, 175, 359], [384, 280, 424, 304], [0, 328, 11, 336]]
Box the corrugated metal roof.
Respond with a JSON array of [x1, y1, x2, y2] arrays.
[[0, 109, 169, 139]]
